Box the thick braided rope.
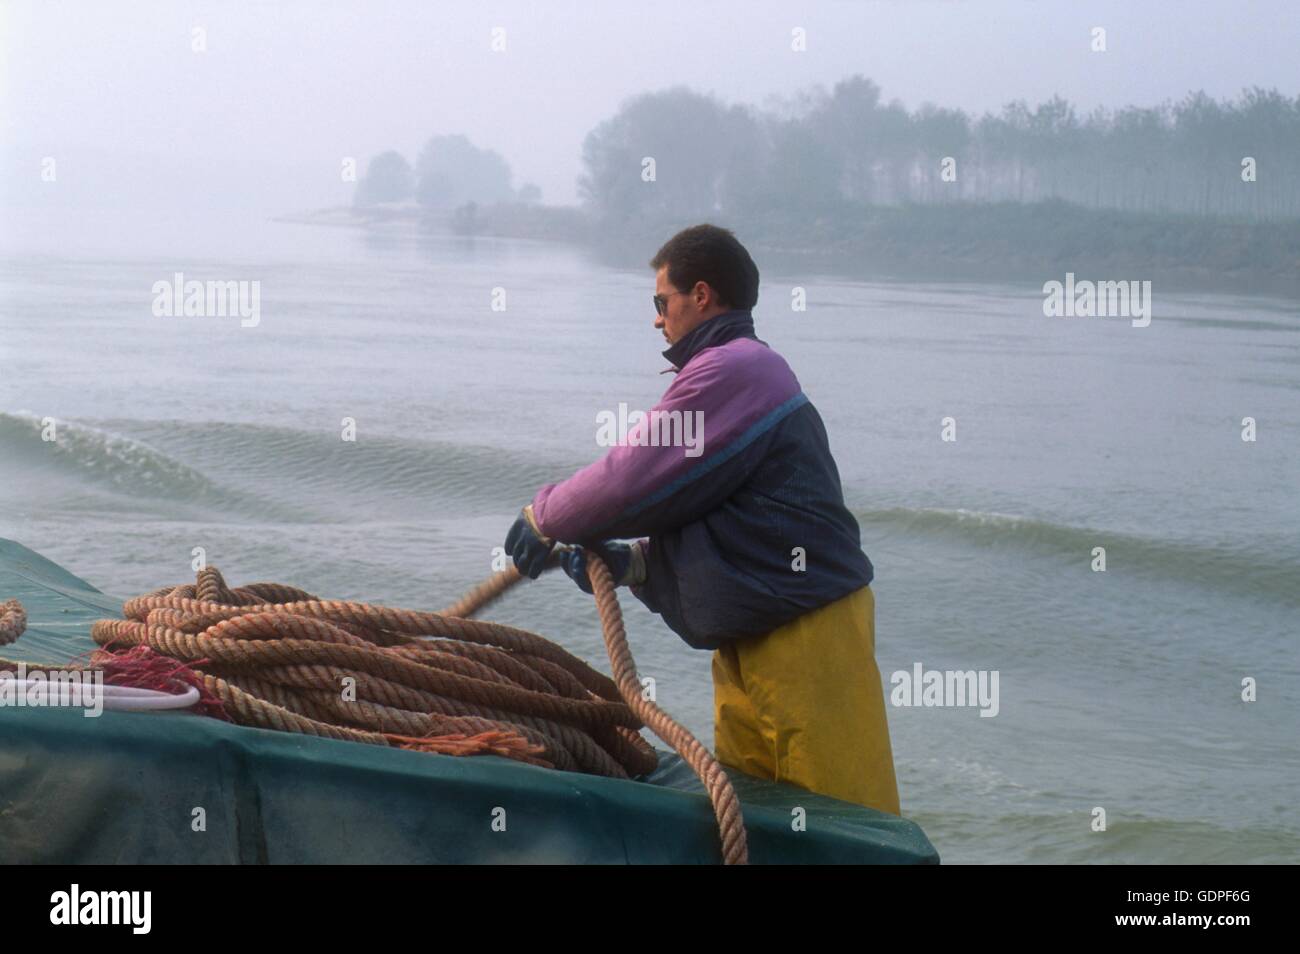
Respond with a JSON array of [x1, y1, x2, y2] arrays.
[[419, 553, 749, 864], [8, 557, 747, 862], [438, 568, 523, 620], [220, 662, 643, 777], [87, 566, 653, 776], [120, 595, 621, 698], [94, 619, 638, 733], [585, 554, 750, 866], [0, 599, 25, 646]]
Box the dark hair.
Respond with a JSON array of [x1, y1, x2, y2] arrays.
[[649, 224, 759, 310]]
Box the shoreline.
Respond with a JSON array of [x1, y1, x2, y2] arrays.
[[273, 203, 1300, 299]]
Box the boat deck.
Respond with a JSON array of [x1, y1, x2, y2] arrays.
[[0, 538, 938, 864]]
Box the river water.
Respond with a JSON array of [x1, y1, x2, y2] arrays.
[[2, 210, 1297, 863]]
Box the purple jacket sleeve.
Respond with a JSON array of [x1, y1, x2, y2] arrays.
[[529, 338, 802, 543]]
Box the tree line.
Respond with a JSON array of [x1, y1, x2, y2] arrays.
[[579, 78, 1300, 223], [355, 77, 1299, 224]]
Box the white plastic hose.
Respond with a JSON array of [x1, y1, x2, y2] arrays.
[[99, 684, 201, 711], [3, 680, 200, 711]]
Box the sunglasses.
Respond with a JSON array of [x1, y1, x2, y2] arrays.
[[653, 290, 691, 316]]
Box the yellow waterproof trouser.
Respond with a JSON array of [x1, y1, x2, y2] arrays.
[[712, 585, 901, 815]]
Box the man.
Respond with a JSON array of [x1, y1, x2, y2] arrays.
[[505, 224, 899, 815]]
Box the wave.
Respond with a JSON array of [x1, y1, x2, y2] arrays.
[[1, 411, 225, 499], [1, 412, 566, 521], [7, 413, 1295, 604], [0, 411, 313, 522], [856, 506, 1300, 604], [106, 418, 563, 506]]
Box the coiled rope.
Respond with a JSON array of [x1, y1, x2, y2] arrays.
[[0, 599, 25, 646], [1, 556, 748, 864]]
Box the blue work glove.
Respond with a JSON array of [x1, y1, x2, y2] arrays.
[[505, 505, 555, 579], [560, 541, 647, 594]]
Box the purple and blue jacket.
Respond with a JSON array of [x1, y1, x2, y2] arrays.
[[531, 308, 872, 650]]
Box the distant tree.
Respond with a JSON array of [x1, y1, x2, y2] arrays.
[[1172, 91, 1228, 216], [910, 103, 970, 202], [578, 86, 763, 223], [415, 134, 514, 209], [760, 115, 840, 214], [1106, 105, 1170, 212], [811, 76, 885, 202], [1231, 87, 1299, 218], [517, 183, 542, 204], [354, 151, 414, 206], [1024, 96, 1080, 200]]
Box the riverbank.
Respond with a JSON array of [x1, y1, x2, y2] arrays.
[[276, 200, 1300, 297]]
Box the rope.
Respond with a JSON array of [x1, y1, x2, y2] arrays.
[[587, 557, 749, 864], [0, 599, 24, 646], [1, 556, 749, 864]]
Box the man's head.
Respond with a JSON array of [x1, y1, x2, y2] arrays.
[[650, 224, 759, 345]]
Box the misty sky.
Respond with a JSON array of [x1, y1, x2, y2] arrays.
[[2, 0, 1298, 213]]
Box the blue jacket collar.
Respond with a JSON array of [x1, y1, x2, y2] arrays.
[[662, 308, 760, 371]]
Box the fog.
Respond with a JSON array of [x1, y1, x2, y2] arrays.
[[3, 0, 1297, 224]]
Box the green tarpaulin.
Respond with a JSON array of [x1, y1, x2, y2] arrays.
[[0, 538, 938, 864]]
